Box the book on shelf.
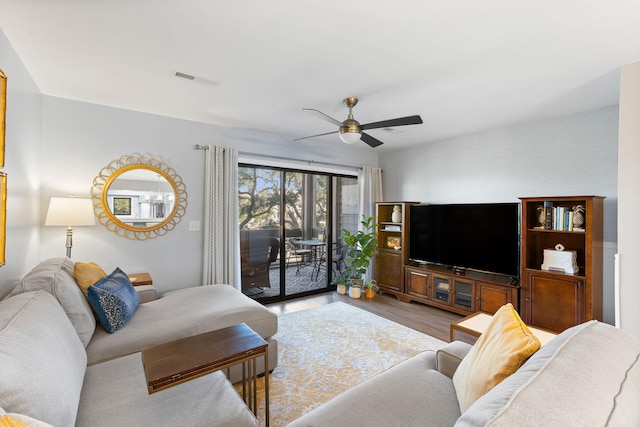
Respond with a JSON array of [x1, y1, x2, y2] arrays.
[[544, 201, 553, 230], [541, 202, 584, 232], [384, 225, 401, 231]]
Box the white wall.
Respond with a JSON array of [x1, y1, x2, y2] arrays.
[[0, 30, 43, 298], [379, 106, 619, 325], [38, 97, 377, 294], [617, 61, 640, 340]]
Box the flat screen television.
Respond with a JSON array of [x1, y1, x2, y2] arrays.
[[409, 203, 520, 278]]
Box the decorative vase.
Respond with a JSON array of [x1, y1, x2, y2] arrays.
[[336, 284, 347, 295], [365, 288, 375, 298], [391, 205, 402, 223], [536, 206, 545, 227], [349, 286, 361, 299], [572, 205, 585, 230]]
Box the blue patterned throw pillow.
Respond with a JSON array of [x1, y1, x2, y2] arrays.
[[87, 267, 140, 333]]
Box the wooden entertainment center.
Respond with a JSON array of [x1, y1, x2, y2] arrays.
[[403, 264, 518, 316], [375, 197, 604, 332]]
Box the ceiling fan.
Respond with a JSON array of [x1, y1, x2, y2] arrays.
[[294, 97, 423, 147]]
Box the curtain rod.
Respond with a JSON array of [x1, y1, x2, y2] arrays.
[[194, 144, 362, 171]]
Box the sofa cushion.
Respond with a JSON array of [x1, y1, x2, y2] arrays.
[[77, 353, 257, 427], [73, 261, 107, 297], [289, 351, 461, 427], [455, 321, 640, 426], [88, 267, 140, 333], [0, 291, 87, 426], [86, 284, 277, 364], [8, 257, 96, 347], [453, 303, 540, 412]]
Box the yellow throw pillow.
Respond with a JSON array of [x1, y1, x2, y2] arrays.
[[452, 303, 541, 412], [73, 261, 107, 297]]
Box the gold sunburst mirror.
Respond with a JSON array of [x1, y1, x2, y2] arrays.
[[91, 155, 187, 240]]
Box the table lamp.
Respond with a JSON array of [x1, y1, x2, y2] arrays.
[[45, 197, 96, 258]]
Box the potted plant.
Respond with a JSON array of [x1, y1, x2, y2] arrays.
[[364, 279, 379, 298], [333, 274, 349, 295], [348, 281, 362, 298], [338, 215, 378, 294]]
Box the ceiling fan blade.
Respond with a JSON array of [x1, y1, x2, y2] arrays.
[[302, 108, 343, 126], [361, 115, 423, 131], [293, 130, 338, 141], [361, 132, 384, 148]]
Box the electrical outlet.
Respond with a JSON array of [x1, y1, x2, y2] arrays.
[[188, 221, 200, 232]]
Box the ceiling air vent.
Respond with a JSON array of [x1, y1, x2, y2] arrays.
[[173, 71, 220, 87]]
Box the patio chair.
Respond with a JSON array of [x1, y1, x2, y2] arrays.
[[240, 236, 279, 292], [285, 237, 312, 274]]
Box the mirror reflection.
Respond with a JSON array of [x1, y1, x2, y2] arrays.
[[91, 154, 188, 240], [106, 169, 176, 228]]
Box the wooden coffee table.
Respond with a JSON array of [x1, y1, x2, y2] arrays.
[[142, 323, 269, 425]]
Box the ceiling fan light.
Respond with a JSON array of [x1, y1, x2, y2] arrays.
[[339, 118, 362, 144], [339, 130, 361, 144]]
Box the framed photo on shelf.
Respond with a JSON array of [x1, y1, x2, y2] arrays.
[[386, 236, 401, 248]]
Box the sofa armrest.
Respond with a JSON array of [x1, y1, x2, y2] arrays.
[[134, 285, 157, 303], [436, 341, 473, 379]]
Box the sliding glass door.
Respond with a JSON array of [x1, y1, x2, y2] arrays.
[[238, 165, 357, 302]]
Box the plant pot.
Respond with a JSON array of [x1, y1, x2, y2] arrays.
[[349, 286, 361, 299], [336, 284, 347, 295], [365, 288, 375, 298], [350, 278, 364, 288]]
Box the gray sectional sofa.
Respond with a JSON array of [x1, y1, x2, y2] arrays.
[[0, 257, 278, 426], [290, 320, 640, 426]]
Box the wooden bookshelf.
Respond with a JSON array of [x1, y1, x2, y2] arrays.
[[519, 196, 604, 333], [374, 202, 418, 299]]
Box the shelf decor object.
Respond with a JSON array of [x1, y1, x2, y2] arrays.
[[391, 205, 402, 223], [572, 204, 585, 231], [541, 243, 578, 274]]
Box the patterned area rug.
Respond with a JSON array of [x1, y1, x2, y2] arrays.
[[239, 301, 446, 426]]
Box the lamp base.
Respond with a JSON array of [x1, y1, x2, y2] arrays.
[[65, 226, 73, 258]]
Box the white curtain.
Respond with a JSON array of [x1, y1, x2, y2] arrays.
[[358, 166, 383, 282], [202, 146, 241, 289]]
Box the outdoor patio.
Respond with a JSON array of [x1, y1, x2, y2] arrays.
[[243, 263, 329, 299]]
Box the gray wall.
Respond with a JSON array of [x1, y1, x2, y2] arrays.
[[36, 97, 377, 295], [0, 29, 43, 298], [0, 26, 378, 296], [379, 106, 619, 324]]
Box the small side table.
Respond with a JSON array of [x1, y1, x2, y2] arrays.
[[142, 323, 269, 426], [128, 272, 153, 286], [450, 312, 557, 346]]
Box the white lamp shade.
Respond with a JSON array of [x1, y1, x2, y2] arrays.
[[339, 131, 361, 144], [45, 198, 96, 226]]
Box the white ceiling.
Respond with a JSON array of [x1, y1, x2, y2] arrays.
[[1, 1, 639, 152]]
